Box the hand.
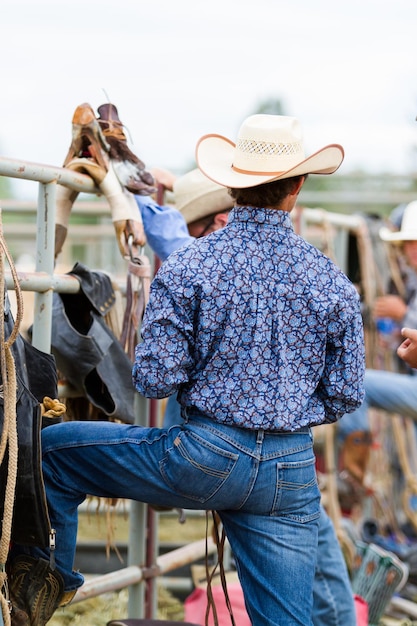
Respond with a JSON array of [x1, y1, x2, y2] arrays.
[[372, 295, 407, 321], [149, 167, 177, 192], [397, 327, 417, 369]]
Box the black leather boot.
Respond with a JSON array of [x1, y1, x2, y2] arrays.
[[9, 555, 66, 626]]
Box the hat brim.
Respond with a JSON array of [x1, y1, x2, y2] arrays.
[[180, 188, 233, 224], [196, 134, 344, 189], [173, 168, 234, 224], [379, 226, 417, 243]]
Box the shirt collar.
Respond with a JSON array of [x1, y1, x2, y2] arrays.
[[228, 206, 293, 230]]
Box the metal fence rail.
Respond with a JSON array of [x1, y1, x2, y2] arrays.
[[0, 156, 99, 352]]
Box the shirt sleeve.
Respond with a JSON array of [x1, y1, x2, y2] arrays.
[[135, 195, 194, 262], [132, 266, 194, 398], [316, 292, 366, 421]]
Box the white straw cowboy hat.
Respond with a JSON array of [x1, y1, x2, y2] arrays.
[[379, 201, 417, 243], [174, 168, 233, 224], [196, 114, 344, 189]]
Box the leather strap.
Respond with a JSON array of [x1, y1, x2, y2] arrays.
[[120, 256, 151, 361], [204, 511, 236, 626]]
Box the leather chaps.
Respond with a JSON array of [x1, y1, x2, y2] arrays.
[[0, 292, 58, 547]]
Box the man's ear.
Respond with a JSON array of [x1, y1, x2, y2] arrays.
[[293, 176, 306, 196], [213, 212, 230, 229]]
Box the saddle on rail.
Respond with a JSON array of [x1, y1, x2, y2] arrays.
[[55, 102, 156, 260]]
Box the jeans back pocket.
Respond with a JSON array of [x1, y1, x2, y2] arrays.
[[160, 430, 238, 503]]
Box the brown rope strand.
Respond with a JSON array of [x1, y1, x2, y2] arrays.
[[0, 209, 22, 626]]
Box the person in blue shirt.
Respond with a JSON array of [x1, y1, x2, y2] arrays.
[[137, 165, 360, 626], [8, 114, 365, 626]]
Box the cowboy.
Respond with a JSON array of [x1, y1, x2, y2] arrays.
[[137, 113, 364, 624], [7, 114, 365, 626], [136, 165, 360, 626]]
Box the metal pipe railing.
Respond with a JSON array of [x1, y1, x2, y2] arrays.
[[0, 156, 99, 192], [4, 271, 81, 294], [72, 536, 217, 604], [0, 157, 98, 351]]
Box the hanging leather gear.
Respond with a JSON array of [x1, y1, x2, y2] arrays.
[[55, 102, 155, 261], [50, 262, 137, 424], [120, 241, 151, 362], [0, 250, 63, 552], [0, 314, 62, 548]]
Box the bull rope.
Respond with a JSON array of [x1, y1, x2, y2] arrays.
[[0, 209, 24, 626]]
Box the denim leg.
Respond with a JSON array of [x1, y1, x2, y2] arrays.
[[338, 368, 417, 441], [337, 404, 369, 441], [220, 509, 319, 626], [312, 507, 356, 626], [364, 369, 417, 417], [167, 401, 349, 623], [30, 420, 186, 590], [163, 392, 182, 428], [214, 422, 320, 625], [21, 418, 321, 625]]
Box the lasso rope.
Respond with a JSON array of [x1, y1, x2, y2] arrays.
[[0, 208, 24, 626]]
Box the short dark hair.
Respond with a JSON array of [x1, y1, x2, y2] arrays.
[[229, 175, 307, 208]]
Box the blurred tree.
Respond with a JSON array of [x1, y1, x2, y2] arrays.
[[254, 98, 286, 116]]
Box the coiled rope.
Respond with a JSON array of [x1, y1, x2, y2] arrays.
[[0, 208, 24, 626]]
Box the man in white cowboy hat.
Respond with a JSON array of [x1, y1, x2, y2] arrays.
[[7, 114, 365, 626], [135, 163, 360, 626], [132, 114, 365, 624], [135, 166, 234, 263]]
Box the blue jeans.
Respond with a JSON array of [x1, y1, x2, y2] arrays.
[[27, 414, 321, 626], [338, 368, 417, 440], [314, 508, 356, 626], [164, 394, 357, 626]]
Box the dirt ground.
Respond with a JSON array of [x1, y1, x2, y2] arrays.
[[49, 586, 185, 625]]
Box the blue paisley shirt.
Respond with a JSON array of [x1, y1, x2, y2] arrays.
[[133, 206, 365, 431]]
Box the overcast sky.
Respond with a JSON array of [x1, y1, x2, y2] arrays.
[[1, 0, 417, 198]]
